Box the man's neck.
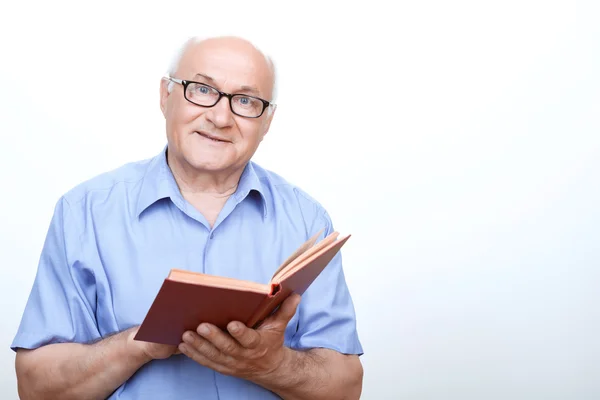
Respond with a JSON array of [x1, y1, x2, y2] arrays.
[[167, 151, 242, 197], [167, 150, 243, 227]]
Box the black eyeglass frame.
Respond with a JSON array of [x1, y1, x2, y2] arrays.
[[165, 76, 274, 118]]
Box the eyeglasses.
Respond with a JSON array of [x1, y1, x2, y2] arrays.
[[165, 76, 274, 118]]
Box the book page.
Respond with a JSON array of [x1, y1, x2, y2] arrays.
[[270, 228, 325, 280], [272, 231, 340, 282], [168, 269, 271, 294]]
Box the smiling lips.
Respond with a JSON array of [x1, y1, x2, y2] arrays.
[[195, 131, 231, 143]]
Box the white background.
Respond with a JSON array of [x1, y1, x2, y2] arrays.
[[1, 1, 599, 399]]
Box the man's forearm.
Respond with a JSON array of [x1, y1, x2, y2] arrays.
[[253, 347, 363, 400], [15, 327, 151, 400]]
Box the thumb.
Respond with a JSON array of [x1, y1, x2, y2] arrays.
[[274, 293, 301, 323]]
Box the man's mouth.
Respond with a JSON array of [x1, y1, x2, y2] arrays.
[[195, 131, 229, 143]]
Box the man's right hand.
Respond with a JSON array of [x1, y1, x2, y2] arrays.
[[127, 327, 180, 361], [15, 326, 179, 400]]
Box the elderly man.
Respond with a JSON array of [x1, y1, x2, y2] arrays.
[[12, 36, 363, 399]]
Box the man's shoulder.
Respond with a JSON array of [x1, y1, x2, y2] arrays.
[[251, 161, 331, 221], [61, 155, 154, 206]]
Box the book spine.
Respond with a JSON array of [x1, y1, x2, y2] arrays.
[[245, 283, 285, 329]]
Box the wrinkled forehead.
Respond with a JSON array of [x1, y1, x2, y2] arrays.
[[176, 41, 274, 100]]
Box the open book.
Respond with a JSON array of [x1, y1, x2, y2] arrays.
[[134, 230, 350, 345]]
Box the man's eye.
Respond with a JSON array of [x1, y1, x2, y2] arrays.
[[236, 96, 255, 107]]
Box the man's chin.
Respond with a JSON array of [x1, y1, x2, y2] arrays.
[[186, 157, 236, 174], [183, 149, 233, 169], [187, 161, 227, 172]]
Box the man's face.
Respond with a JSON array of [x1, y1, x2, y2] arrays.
[[160, 39, 275, 174]]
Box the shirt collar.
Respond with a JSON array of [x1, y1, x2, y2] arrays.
[[232, 160, 269, 218], [136, 146, 184, 217], [136, 146, 268, 218]]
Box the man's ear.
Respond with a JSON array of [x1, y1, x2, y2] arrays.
[[260, 105, 277, 140], [159, 78, 170, 117]]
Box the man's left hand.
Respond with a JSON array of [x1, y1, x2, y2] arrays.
[[179, 293, 301, 380]]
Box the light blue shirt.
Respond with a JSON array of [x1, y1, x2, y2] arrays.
[[12, 146, 363, 399]]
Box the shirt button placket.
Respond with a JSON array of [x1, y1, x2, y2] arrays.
[[202, 230, 214, 273]]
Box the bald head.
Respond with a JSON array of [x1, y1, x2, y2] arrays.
[[167, 36, 277, 103], [159, 36, 278, 186]]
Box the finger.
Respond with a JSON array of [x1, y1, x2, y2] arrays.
[[227, 321, 261, 349], [197, 323, 242, 356], [274, 293, 301, 321], [261, 293, 301, 331], [181, 330, 228, 364], [178, 342, 232, 375]]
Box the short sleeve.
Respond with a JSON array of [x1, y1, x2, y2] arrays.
[[290, 210, 363, 356], [11, 197, 100, 351]]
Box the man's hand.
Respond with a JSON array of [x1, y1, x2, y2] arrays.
[[127, 327, 180, 362], [179, 293, 301, 380], [15, 327, 180, 400]]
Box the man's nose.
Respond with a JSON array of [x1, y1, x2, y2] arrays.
[[205, 96, 234, 128]]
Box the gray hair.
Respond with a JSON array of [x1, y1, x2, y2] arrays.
[[165, 36, 278, 105]]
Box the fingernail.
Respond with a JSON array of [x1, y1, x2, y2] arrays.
[[198, 324, 210, 335], [229, 323, 239, 333]]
